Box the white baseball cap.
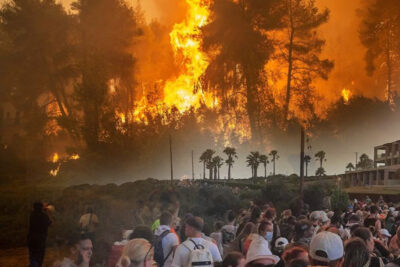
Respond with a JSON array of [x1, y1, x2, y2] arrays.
[[310, 231, 343, 262], [275, 237, 289, 249], [380, 229, 392, 237]]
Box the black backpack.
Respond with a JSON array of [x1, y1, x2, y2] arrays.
[[154, 230, 173, 267]]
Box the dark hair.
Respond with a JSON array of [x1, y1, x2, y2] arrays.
[[160, 211, 172, 226], [245, 263, 275, 267], [282, 245, 308, 265], [237, 222, 256, 240], [258, 221, 272, 234], [250, 206, 262, 224], [350, 224, 361, 236], [290, 259, 309, 267], [342, 238, 370, 267], [215, 221, 224, 231], [33, 202, 43, 211], [129, 225, 154, 243], [294, 220, 312, 241], [264, 208, 276, 220], [370, 206, 378, 214], [227, 210, 236, 222], [86, 207, 93, 214], [186, 216, 204, 232], [353, 227, 372, 242], [222, 252, 244, 267]]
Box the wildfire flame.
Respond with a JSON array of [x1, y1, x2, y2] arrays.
[[69, 154, 80, 160], [51, 153, 59, 163], [341, 88, 351, 104], [163, 0, 213, 112], [49, 164, 60, 177]]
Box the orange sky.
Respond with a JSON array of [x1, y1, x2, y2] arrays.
[[0, 0, 385, 101]]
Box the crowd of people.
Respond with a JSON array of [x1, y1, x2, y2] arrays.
[[28, 195, 400, 267]]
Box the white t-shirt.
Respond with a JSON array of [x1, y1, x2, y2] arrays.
[[210, 232, 223, 256], [171, 237, 222, 267], [79, 213, 99, 232], [154, 225, 180, 267]]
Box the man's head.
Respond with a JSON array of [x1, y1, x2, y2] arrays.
[[309, 231, 344, 267], [353, 227, 374, 253], [86, 207, 93, 214], [76, 237, 93, 265], [159, 211, 172, 226], [33, 202, 43, 211], [294, 219, 314, 240], [185, 216, 204, 237], [370, 205, 379, 215]]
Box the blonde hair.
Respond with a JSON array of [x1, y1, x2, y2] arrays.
[[117, 238, 153, 267]]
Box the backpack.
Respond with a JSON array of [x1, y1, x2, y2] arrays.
[[154, 230, 173, 267], [221, 229, 235, 244], [184, 239, 213, 267]]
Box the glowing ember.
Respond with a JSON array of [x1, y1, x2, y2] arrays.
[[51, 153, 59, 163], [49, 164, 60, 177], [341, 88, 351, 104], [116, 112, 126, 124], [163, 0, 213, 112], [69, 154, 80, 160]]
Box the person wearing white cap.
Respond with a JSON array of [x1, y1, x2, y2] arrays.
[[309, 231, 343, 267], [310, 211, 330, 236], [379, 228, 392, 246], [246, 221, 280, 266]]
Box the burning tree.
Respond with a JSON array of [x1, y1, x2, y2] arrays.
[[359, 0, 400, 105]]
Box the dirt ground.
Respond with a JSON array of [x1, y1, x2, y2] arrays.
[[0, 247, 67, 267]]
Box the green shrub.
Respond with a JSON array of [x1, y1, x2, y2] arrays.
[[331, 188, 350, 212]]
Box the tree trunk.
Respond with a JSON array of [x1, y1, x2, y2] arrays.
[[203, 162, 206, 179], [273, 158, 276, 176], [385, 31, 392, 103], [218, 167, 220, 180], [214, 167, 217, 180], [228, 164, 231, 180], [254, 166, 258, 178], [299, 127, 305, 198], [305, 162, 308, 177], [244, 66, 259, 142], [264, 164, 267, 178], [209, 166, 213, 180], [284, 0, 295, 120]]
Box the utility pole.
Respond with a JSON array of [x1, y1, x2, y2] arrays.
[[169, 134, 173, 184], [191, 150, 194, 180], [355, 152, 358, 170], [299, 127, 305, 197]]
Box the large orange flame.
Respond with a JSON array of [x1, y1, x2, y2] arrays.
[[341, 88, 351, 104], [162, 0, 214, 112]]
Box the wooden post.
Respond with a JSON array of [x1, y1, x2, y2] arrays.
[[169, 134, 173, 184], [192, 150, 194, 180]]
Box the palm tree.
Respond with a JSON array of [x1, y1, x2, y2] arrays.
[[315, 150, 327, 169], [259, 154, 269, 179], [346, 162, 355, 172], [200, 149, 215, 179], [223, 147, 238, 180], [212, 156, 224, 180], [315, 167, 326, 176], [269, 150, 279, 176], [304, 155, 311, 177], [246, 151, 260, 178], [199, 152, 207, 179]]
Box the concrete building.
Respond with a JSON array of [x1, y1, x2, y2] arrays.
[[344, 140, 400, 187]]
